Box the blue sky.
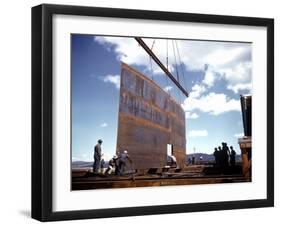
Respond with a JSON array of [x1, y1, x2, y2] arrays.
[[71, 34, 252, 161]]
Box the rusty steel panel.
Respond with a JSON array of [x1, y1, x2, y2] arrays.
[[173, 146, 186, 167], [116, 63, 186, 169]]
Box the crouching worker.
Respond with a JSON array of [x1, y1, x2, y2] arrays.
[[118, 150, 133, 176], [105, 155, 118, 175]]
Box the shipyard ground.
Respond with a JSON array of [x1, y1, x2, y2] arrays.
[[72, 164, 250, 190]]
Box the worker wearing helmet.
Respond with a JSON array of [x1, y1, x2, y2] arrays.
[[105, 155, 118, 175]]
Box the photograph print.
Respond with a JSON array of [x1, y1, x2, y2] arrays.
[[71, 34, 252, 190]]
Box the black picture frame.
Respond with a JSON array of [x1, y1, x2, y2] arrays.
[[32, 4, 274, 222]]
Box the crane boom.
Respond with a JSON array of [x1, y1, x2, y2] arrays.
[[135, 37, 189, 97]]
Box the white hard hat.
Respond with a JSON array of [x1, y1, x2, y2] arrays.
[[123, 150, 128, 154]]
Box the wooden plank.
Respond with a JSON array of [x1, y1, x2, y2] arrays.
[[72, 176, 247, 190]]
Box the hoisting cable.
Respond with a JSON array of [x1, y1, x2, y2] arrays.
[[165, 39, 171, 96], [149, 40, 156, 81], [172, 40, 182, 104], [175, 40, 188, 92]]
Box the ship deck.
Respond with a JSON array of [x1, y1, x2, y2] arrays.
[[72, 165, 249, 190]]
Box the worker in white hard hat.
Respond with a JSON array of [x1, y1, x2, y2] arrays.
[[118, 150, 133, 176], [105, 155, 118, 175]]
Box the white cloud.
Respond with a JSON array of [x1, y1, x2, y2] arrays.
[[94, 37, 216, 75], [100, 123, 108, 128], [201, 49, 252, 90], [220, 62, 252, 85], [204, 48, 252, 92], [100, 74, 120, 89], [164, 86, 173, 92], [234, 133, 244, 138], [202, 69, 216, 87], [95, 36, 159, 71], [204, 47, 246, 68], [185, 112, 199, 119], [190, 84, 206, 98], [227, 82, 252, 94], [94, 37, 252, 92], [188, 130, 208, 137], [218, 62, 252, 94], [182, 92, 240, 115]]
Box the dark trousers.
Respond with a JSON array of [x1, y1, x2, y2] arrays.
[[230, 157, 235, 166], [93, 158, 100, 173], [118, 158, 126, 175]]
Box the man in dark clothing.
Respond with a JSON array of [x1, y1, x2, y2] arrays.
[[230, 146, 236, 166], [221, 142, 229, 167], [213, 147, 219, 165], [225, 143, 230, 165], [191, 156, 195, 165], [218, 146, 222, 167], [93, 139, 103, 173], [118, 150, 133, 176]]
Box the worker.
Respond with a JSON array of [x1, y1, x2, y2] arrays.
[[100, 158, 105, 174], [93, 139, 103, 173], [105, 155, 118, 175], [221, 142, 229, 168], [191, 156, 195, 165], [218, 146, 222, 167], [118, 150, 133, 176], [230, 146, 237, 166], [213, 147, 219, 165], [225, 143, 230, 165], [114, 151, 121, 175]]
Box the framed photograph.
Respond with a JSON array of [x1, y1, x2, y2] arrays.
[[32, 4, 274, 221]]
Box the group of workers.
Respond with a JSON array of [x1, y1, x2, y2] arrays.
[[93, 139, 237, 175], [93, 139, 133, 176], [213, 142, 237, 168]]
